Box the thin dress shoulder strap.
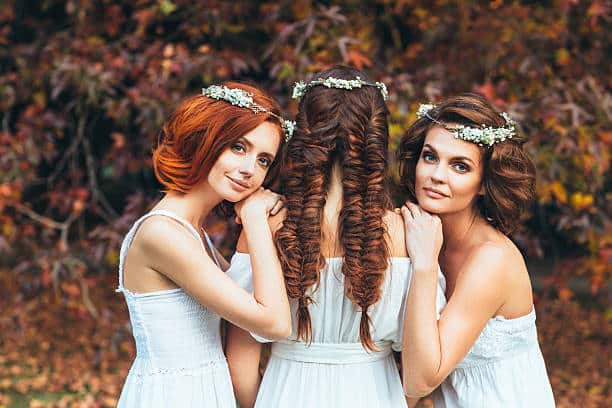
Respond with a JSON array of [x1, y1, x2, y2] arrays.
[[116, 209, 220, 292]]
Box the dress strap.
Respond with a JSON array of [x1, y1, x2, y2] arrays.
[[271, 340, 392, 364], [201, 230, 221, 268], [116, 209, 210, 293]]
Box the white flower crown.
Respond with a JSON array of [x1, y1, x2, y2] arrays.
[[202, 85, 295, 142], [292, 76, 389, 101], [416, 103, 516, 146]]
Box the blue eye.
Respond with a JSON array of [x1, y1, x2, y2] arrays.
[[422, 151, 436, 163], [231, 143, 245, 153], [258, 157, 271, 167], [453, 162, 469, 172]]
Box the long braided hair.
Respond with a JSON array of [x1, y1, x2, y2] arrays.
[[276, 66, 391, 350]]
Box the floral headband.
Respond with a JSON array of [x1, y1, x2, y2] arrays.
[[292, 76, 389, 101], [416, 103, 516, 146], [202, 85, 295, 142]]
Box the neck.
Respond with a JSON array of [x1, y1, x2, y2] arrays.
[[154, 181, 222, 230], [439, 204, 483, 253], [324, 161, 343, 222], [322, 161, 343, 239]]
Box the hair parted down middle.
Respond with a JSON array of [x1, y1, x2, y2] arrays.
[[276, 66, 391, 351]]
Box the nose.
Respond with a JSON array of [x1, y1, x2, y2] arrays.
[[430, 163, 446, 184], [238, 155, 256, 176]]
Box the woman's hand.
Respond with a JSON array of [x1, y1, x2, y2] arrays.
[[235, 188, 284, 224], [400, 201, 443, 272]]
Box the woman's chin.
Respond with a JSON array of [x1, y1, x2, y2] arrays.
[[416, 198, 446, 215], [222, 194, 245, 204], [221, 188, 256, 203]]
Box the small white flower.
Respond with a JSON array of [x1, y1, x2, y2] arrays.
[[292, 82, 307, 99], [202, 85, 294, 142], [417, 103, 436, 118], [292, 77, 389, 101], [415, 103, 517, 146], [376, 82, 389, 100], [283, 120, 296, 142]]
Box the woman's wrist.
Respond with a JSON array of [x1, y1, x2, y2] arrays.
[[411, 261, 438, 276], [241, 208, 267, 226]]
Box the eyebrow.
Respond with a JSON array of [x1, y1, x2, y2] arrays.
[[239, 136, 276, 160], [423, 144, 477, 165]]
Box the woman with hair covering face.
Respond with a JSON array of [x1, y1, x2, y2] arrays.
[[116, 82, 292, 407], [398, 94, 555, 407], [225, 66, 445, 408]]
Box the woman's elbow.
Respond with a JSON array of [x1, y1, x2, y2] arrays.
[[262, 320, 291, 341], [252, 316, 291, 341], [403, 379, 436, 398]]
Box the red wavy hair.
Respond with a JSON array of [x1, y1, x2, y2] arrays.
[[153, 81, 284, 194]]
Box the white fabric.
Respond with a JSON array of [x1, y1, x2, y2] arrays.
[[227, 253, 447, 408], [116, 210, 235, 408], [433, 308, 556, 407]]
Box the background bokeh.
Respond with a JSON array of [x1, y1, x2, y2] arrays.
[[0, 1, 609, 407]]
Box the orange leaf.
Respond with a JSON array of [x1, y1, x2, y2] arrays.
[[598, 130, 612, 145], [61, 282, 81, 298], [344, 50, 372, 70], [555, 48, 571, 66], [558, 287, 573, 302], [41, 266, 51, 288], [476, 82, 496, 101], [551, 182, 568, 204]]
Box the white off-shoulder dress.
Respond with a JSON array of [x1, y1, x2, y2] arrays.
[[433, 307, 556, 407], [116, 210, 236, 407], [227, 253, 446, 408]]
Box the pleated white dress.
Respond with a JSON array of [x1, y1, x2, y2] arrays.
[[116, 210, 236, 407], [433, 307, 555, 407], [227, 253, 446, 408]]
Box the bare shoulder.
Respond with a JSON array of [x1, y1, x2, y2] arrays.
[[383, 210, 408, 258], [458, 232, 533, 316], [133, 215, 201, 259], [236, 209, 287, 253], [476, 233, 525, 271], [464, 240, 512, 272], [459, 234, 527, 291]]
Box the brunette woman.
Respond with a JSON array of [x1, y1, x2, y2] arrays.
[[225, 66, 446, 408], [116, 83, 292, 407], [398, 94, 555, 407]]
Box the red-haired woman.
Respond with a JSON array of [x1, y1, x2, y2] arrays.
[[224, 66, 446, 408], [116, 83, 292, 407], [398, 94, 555, 407]]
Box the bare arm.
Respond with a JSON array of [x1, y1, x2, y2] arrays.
[[225, 207, 287, 405], [226, 324, 262, 408], [400, 203, 507, 396], [137, 190, 291, 340]]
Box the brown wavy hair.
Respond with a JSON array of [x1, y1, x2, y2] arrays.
[[398, 93, 536, 234], [276, 66, 391, 350], [152, 81, 284, 195]]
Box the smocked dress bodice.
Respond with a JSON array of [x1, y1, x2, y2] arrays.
[[433, 307, 555, 407], [116, 210, 235, 407]]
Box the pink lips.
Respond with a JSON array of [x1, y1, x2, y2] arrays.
[[423, 187, 449, 199], [227, 176, 250, 191]]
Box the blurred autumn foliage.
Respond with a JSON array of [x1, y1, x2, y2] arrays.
[[0, 0, 610, 407]]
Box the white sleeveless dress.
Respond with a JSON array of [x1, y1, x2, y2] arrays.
[[116, 210, 236, 407], [433, 307, 556, 407], [227, 253, 447, 408]]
